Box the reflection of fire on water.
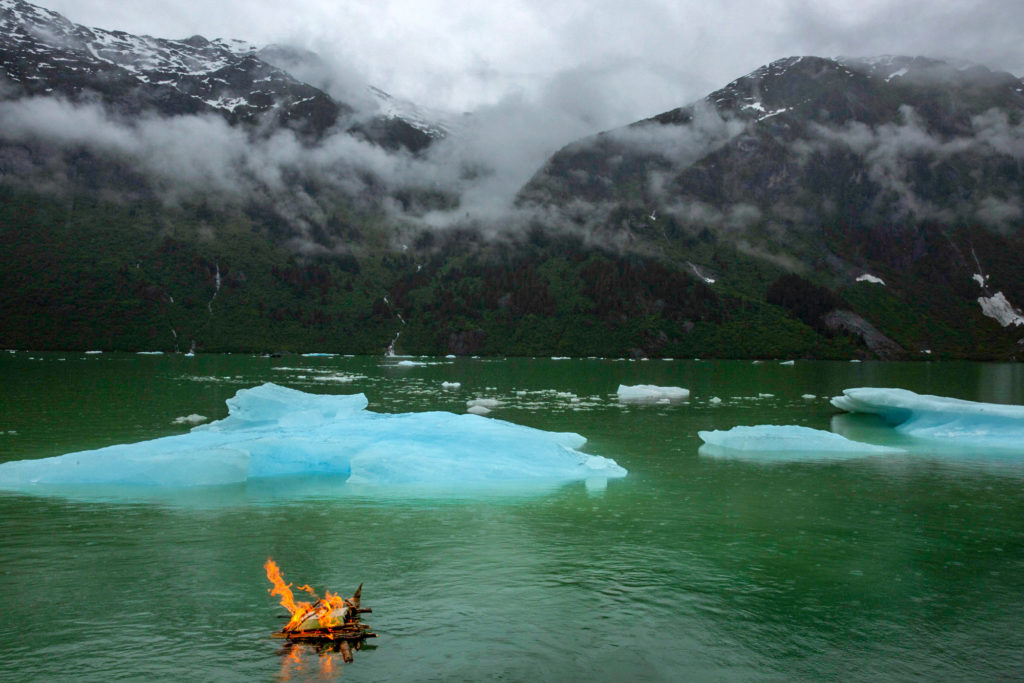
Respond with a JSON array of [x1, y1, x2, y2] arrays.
[[276, 639, 377, 680], [265, 558, 376, 664]]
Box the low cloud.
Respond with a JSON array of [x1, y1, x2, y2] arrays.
[[801, 104, 1024, 224]]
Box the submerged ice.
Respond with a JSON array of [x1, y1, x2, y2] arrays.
[[0, 383, 626, 489], [831, 387, 1024, 449], [698, 424, 902, 461]]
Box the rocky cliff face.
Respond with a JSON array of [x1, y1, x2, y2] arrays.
[[521, 55, 1024, 233]]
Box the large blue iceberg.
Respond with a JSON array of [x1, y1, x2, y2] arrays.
[[831, 388, 1024, 449], [698, 424, 902, 461], [0, 383, 626, 489]]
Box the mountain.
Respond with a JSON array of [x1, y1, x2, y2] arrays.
[[1, 0, 1022, 359], [519, 55, 1024, 357], [0, 0, 442, 147]]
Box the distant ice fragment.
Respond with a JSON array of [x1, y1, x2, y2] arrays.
[[831, 387, 1024, 448], [698, 425, 902, 461], [466, 398, 500, 415], [802, 394, 817, 400], [709, 397, 722, 405], [172, 414, 208, 425], [779, 360, 795, 366], [856, 274, 886, 285], [441, 382, 461, 390], [0, 384, 625, 491], [616, 385, 690, 403]]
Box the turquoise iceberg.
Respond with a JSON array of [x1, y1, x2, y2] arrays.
[[0, 383, 626, 489], [831, 388, 1024, 449], [698, 424, 902, 461]]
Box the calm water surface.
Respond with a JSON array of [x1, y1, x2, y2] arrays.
[[2, 353, 1023, 681]]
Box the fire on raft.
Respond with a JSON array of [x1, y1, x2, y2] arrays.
[[264, 558, 376, 661]]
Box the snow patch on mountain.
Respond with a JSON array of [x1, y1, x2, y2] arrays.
[[978, 292, 1024, 327]]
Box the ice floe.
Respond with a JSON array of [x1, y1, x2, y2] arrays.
[[616, 385, 690, 403], [698, 424, 902, 461], [466, 397, 501, 415], [171, 414, 208, 425], [0, 383, 625, 490], [831, 387, 1024, 448]]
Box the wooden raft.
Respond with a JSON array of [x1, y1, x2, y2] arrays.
[[271, 583, 377, 645]]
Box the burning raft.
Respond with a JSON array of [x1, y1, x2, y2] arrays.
[[265, 559, 376, 644]]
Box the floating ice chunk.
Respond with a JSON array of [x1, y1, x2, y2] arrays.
[[779, 360, 795, 366], [856, 273, 886, 285], [85, 350, 102, 354], [616, 385, 690, 403], [0, 384, 625, 491], [802, 394, 817, 400], [698, 425, 902, 461], [172, 414, 208, 425], [441, 382, 461, 390], [312, 374, 357, 383], [445, 354, 456, 359], [137, 351, 164, 355], [466, 398, 500, 415], [709, 397, 722, 405], [831, 387, 1024, 448]]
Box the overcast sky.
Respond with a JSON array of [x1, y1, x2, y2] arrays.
[[36, 0, 1024, 129]]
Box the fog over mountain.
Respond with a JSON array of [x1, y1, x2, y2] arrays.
[[2, 0, 1024, 360]]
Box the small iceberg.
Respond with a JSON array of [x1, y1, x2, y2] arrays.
[[616, 384, 690, 403], [831, 388, 1024, 449], [698, 424, 902, 461], [171, 414, 208, 426], [0, 383, 626, 491]]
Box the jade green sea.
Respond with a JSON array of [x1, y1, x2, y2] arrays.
[[2, 352, 1023, 682]]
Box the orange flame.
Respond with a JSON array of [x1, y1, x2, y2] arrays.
[[265, 558, 352, 633]]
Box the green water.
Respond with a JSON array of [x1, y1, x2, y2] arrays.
[[2, 353, 1023, 681]]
